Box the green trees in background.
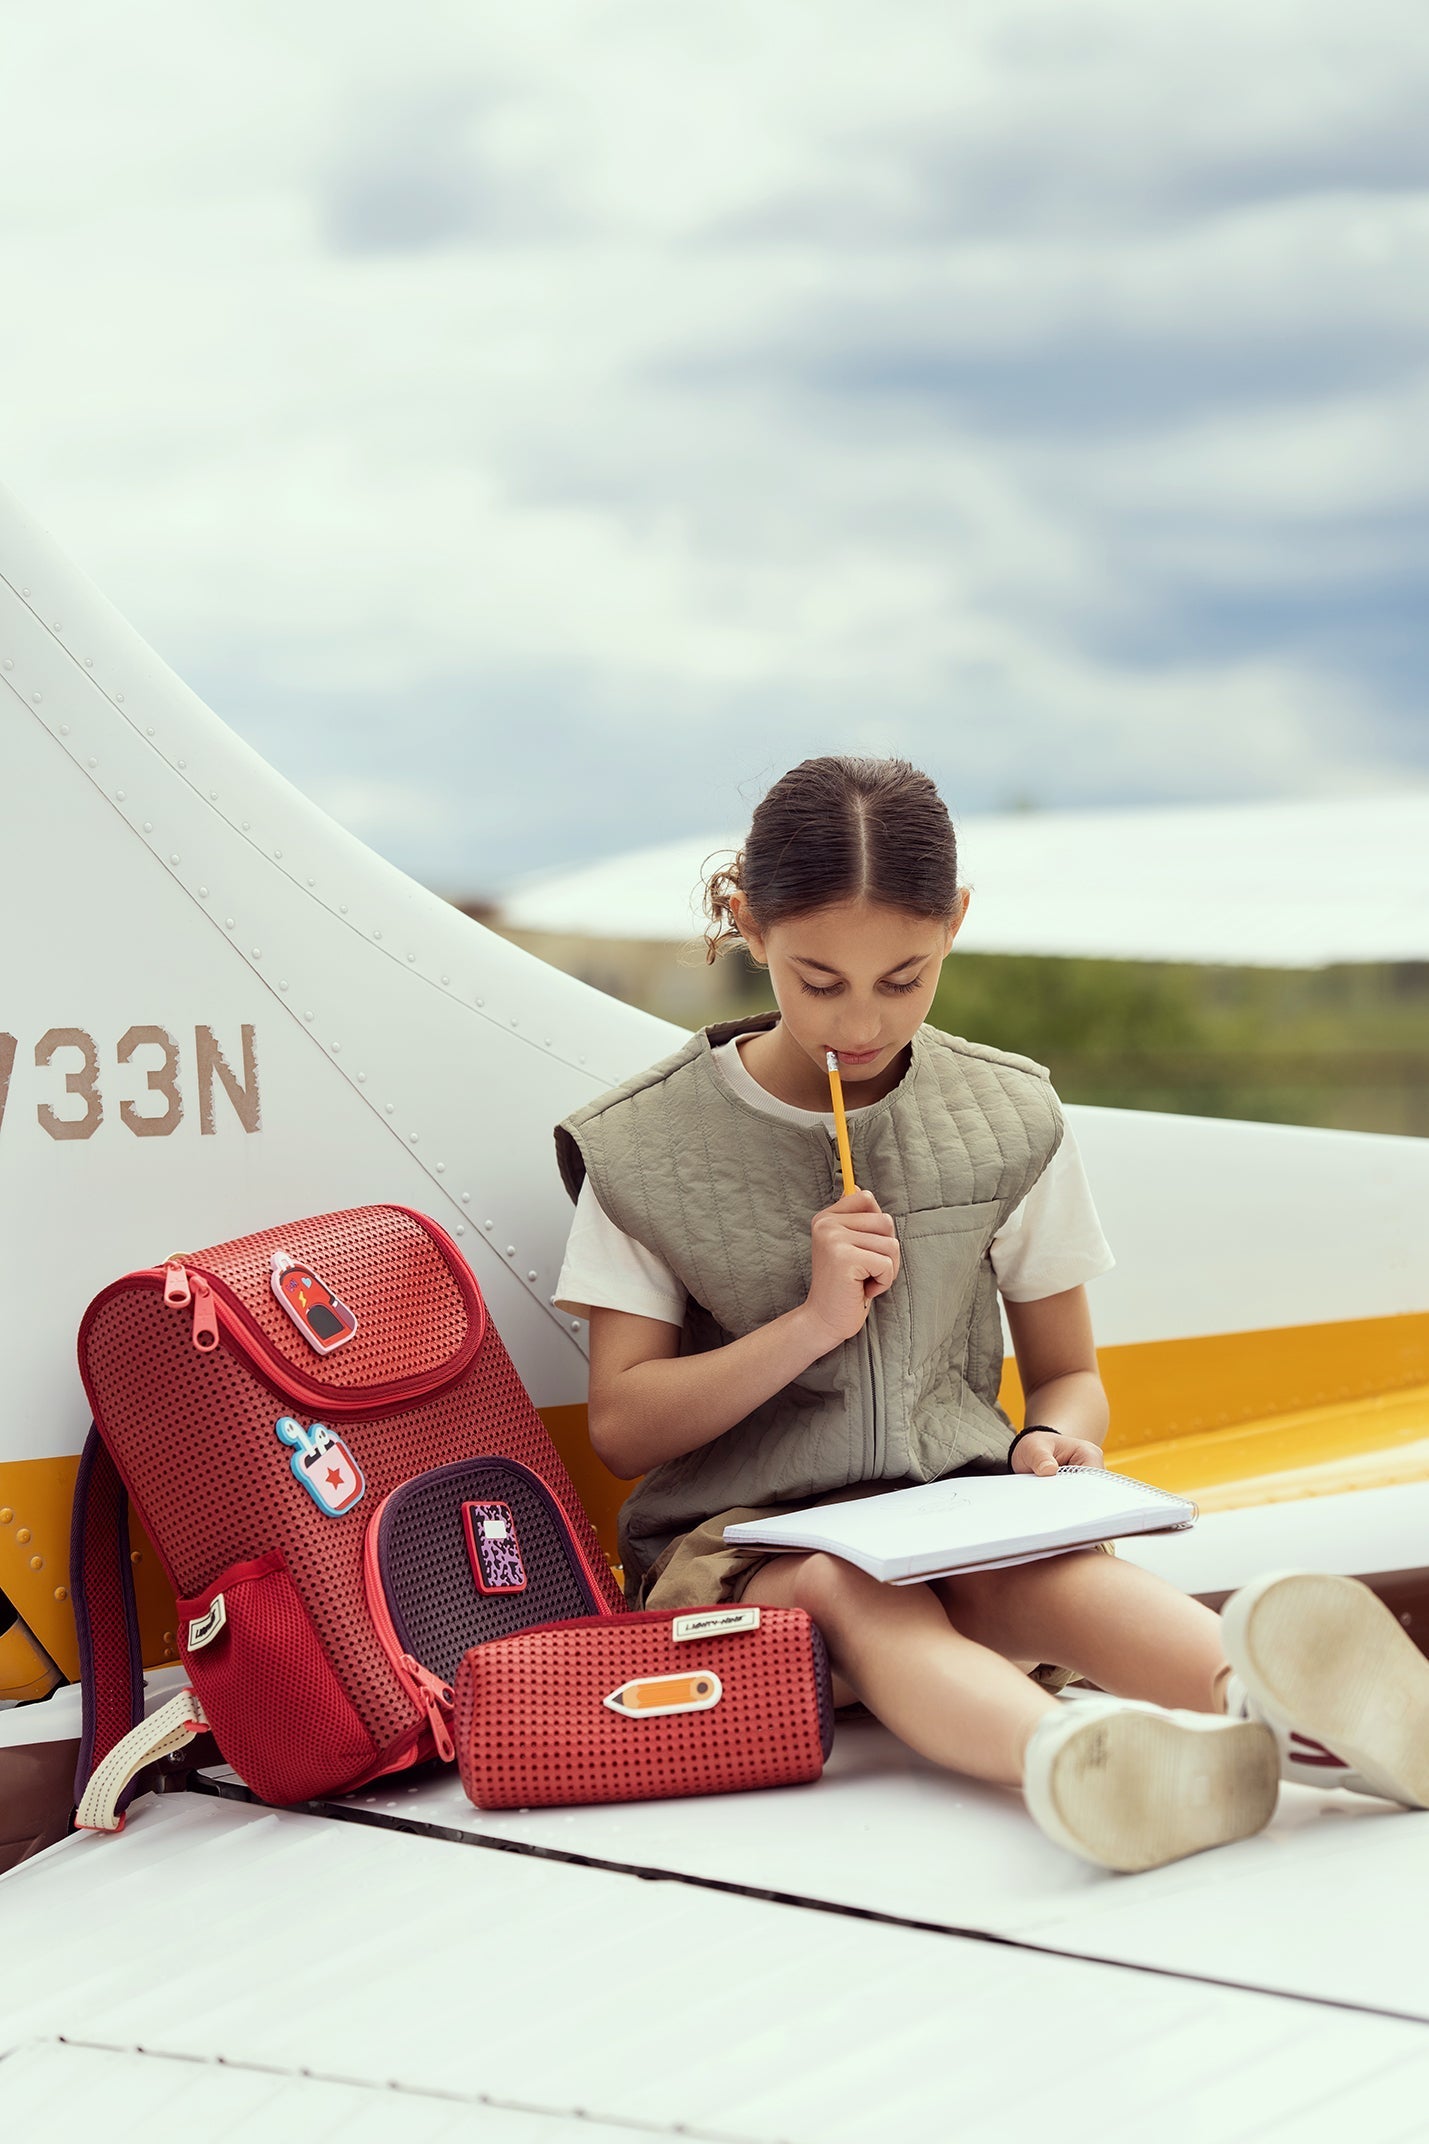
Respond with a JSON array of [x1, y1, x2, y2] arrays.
[[932, 956, 1429, 1135], [497, 909, 1429, 1138], [720, 953, 1429, 1135]]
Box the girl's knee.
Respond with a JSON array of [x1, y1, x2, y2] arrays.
[[943, 1547, 1106, 1611], [786, 1550, 881, 1629], [746, 1551, 933, 1651]]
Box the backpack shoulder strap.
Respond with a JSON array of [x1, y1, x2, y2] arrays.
[[69, 1423, 145, 1811]]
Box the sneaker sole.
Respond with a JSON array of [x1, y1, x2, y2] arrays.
[[1032, 1710, 1279, 1874], [1221, 1572, 1429, 1808]]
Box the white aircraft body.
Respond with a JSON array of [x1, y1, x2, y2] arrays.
[[502, 796, 1429, 967], [3, 480, 1429, 2139]]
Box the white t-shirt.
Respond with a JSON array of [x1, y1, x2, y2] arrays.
[[555, 1034, 1115, 1325]]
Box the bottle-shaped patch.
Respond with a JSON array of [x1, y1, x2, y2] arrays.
[[270, 1251, 359, 1355], [275, 1415, 365, 1515]]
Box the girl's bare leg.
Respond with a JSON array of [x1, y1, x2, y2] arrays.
[[936, 1550, 1227, 1713], [740, 1552, 1058, 1785]]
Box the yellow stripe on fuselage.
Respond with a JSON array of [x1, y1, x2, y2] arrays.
[[1015, 1308, 1429, 1514], [3, 1310, 1426, 1697]]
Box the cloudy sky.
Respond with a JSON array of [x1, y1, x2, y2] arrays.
[[3, 1, 1426, 894]]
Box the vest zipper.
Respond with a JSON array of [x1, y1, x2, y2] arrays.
[[861, 1318, 884, 1478], [831, 1138, 885, 1481]]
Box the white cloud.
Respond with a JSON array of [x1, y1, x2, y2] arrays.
[[1, 0, 1425, 887]]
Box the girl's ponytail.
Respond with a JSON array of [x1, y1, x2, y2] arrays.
[[701, 757, 959, 962], [702, 852, 747, 965]]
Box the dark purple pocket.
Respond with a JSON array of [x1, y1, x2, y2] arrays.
[[373, 1456, 606, 1687]]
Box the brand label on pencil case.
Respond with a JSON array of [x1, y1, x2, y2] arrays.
[[187, 1594, 227, 1651], [671, 1606, 761, 1643]]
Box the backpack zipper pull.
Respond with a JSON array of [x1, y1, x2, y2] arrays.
[[163, 1263, 219, 1350], [402, 1654, 455, 1763], [189, 1276, 220, 1353]]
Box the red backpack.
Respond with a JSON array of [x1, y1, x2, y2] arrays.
[[71, 1203, 621, 1826]]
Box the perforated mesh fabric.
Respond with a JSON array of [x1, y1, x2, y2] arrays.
[[196, 1205, 472, 1394], [79, 1212, 621, 1772], [176, 1554, 375, 1802], [378, 1459, 604, 1688], [455, 1607, 832, 1809]]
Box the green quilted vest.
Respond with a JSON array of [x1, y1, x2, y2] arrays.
[[556, 1014, 1063, 1587]]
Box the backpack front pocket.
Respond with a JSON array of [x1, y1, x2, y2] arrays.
[[176, 1551, 378, 1804], [366, 1455, 610, 1691]]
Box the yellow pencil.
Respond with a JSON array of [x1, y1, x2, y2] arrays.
[[826, 1050, 857, 1196]]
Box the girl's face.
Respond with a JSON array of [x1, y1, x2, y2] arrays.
[[733, 893, 969, 1100]]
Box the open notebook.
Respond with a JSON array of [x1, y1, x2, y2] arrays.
[[723, 1468, 1197, 1585]]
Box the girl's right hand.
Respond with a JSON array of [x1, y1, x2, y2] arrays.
[[804, 1189, 901, 1347]]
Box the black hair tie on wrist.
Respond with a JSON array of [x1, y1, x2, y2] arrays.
[[1007, 1426, 1058, 1471]]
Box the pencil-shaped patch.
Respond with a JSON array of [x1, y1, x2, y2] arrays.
[[603, 1671, 723, 1718]]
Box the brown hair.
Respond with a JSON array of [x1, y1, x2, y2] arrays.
[[703, 756, 959, 963]]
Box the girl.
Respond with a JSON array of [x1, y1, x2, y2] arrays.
[[554, 757, 1429, 1871]]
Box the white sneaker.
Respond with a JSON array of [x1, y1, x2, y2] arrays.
[[1221, 1571, 1429, 1809], [1023, 1694, 1279, 1873]]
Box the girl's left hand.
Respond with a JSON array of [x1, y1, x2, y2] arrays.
[[1011, 1431, 1104, 1476]]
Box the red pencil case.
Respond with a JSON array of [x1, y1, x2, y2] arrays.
[[454, 1604, 835, 1809]]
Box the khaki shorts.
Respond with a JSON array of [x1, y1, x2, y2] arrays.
[[630, 1482, 1110, 1695]]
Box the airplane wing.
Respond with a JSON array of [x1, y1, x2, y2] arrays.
[[503, 796, 1429, 966], [4, 480, 1429, 2140]]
